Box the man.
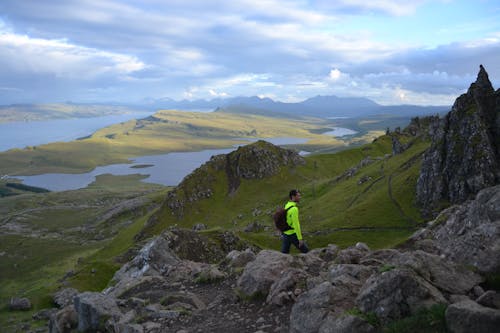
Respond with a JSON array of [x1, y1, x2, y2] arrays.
[[281, 189, 309, 254]]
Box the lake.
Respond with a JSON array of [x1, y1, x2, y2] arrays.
[[0, 112, 154, 152], [14, 137, 309, 191], [323, 127, 358, 136]]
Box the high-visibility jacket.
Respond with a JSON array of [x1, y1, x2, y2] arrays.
[[283, 201, 302, 240]]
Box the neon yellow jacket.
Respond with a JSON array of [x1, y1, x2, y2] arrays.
[[284, 201, 302, 240]]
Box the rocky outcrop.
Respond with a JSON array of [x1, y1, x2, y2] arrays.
[[42, 224, 499, 333], [409, 184, 500, 274], [158, 140, 305, 220], [224, 140, 305, 195], [417, 65, 500, 217]]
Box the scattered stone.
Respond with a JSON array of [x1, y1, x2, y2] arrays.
[[9, 297, 31, 311], [192, 223, 207, 231]]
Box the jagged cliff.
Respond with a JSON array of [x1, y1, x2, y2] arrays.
[[416, 65, 500, 217]]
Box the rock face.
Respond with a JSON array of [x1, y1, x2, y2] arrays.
[[162, 140, 305, 219], [224, 140, 305, 195], [417, 65, 500, 217], [409, 184, 500, 274]]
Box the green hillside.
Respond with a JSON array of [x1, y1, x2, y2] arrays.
[[142, 129, 428, 251]]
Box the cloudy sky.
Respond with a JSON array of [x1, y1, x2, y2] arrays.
[[0, 0, 498, 106]]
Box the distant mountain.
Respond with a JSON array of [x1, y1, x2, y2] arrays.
[[146, 95, 449, 118]]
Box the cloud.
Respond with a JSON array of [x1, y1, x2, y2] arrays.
[[209, 89, 228, 97], [328, 68, 343, 81], [0, 30, 145, 79], [0, 1, 498, 105], [311, 0, 427, 16]]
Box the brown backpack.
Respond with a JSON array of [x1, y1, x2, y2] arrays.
[[273, 206, 293, 232]]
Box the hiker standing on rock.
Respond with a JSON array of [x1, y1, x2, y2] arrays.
[[281, 189, 309, 254]]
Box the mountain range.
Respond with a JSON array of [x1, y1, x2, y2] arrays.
[[143, 95, 450, 118]]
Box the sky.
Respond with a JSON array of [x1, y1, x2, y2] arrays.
[[0, 0, 499, 106]]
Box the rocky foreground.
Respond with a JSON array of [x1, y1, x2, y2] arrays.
[[41, 184, 500, 333]]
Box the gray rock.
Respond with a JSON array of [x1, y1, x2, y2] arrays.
[[236, 250, 295, 298], [319, 314, 377, 333], [308, 244, 339, 263], [412, 185, 500, 274], [289, 282, 335, 333], [226, 249, 256, 268], [74, 292, 122, 332], [53, 288, 79, 308], [106, 275, 170, 300], [33, 308, 58, 321], [386, 250, 482, 295], [192, 223, 207, 231], [49, 306, 78, 333], [335, 247, 365, 264], [162, 291, 206, 310], [112, 236, 181, 282], [266, 268, 308, 306], [9, 297, 31, 311], [416, 65, 499, 217], [446, 300, 500, 333], [329, 264, 376, 285], [477, 290, 500, 309], [355, 242, 370, 252], [356, 268, 447, 324]]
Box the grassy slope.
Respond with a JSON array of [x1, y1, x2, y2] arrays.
[[0, 175, 169, 330], [145, 132, 429, 252]]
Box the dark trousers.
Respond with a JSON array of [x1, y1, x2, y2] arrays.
[[281, 233, 309, 254]]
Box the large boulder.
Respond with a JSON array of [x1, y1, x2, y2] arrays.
[[289, 282, 336, 333], [236, 250, 295, 298], [386, 250, 482, 294], [356, 268, 447, 324], [225, 248, 256, 268], [289, 264, 375, 333], [446, 300, 500, 333], [112, 235, 180, 282], [74, 292, 123, 332]]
